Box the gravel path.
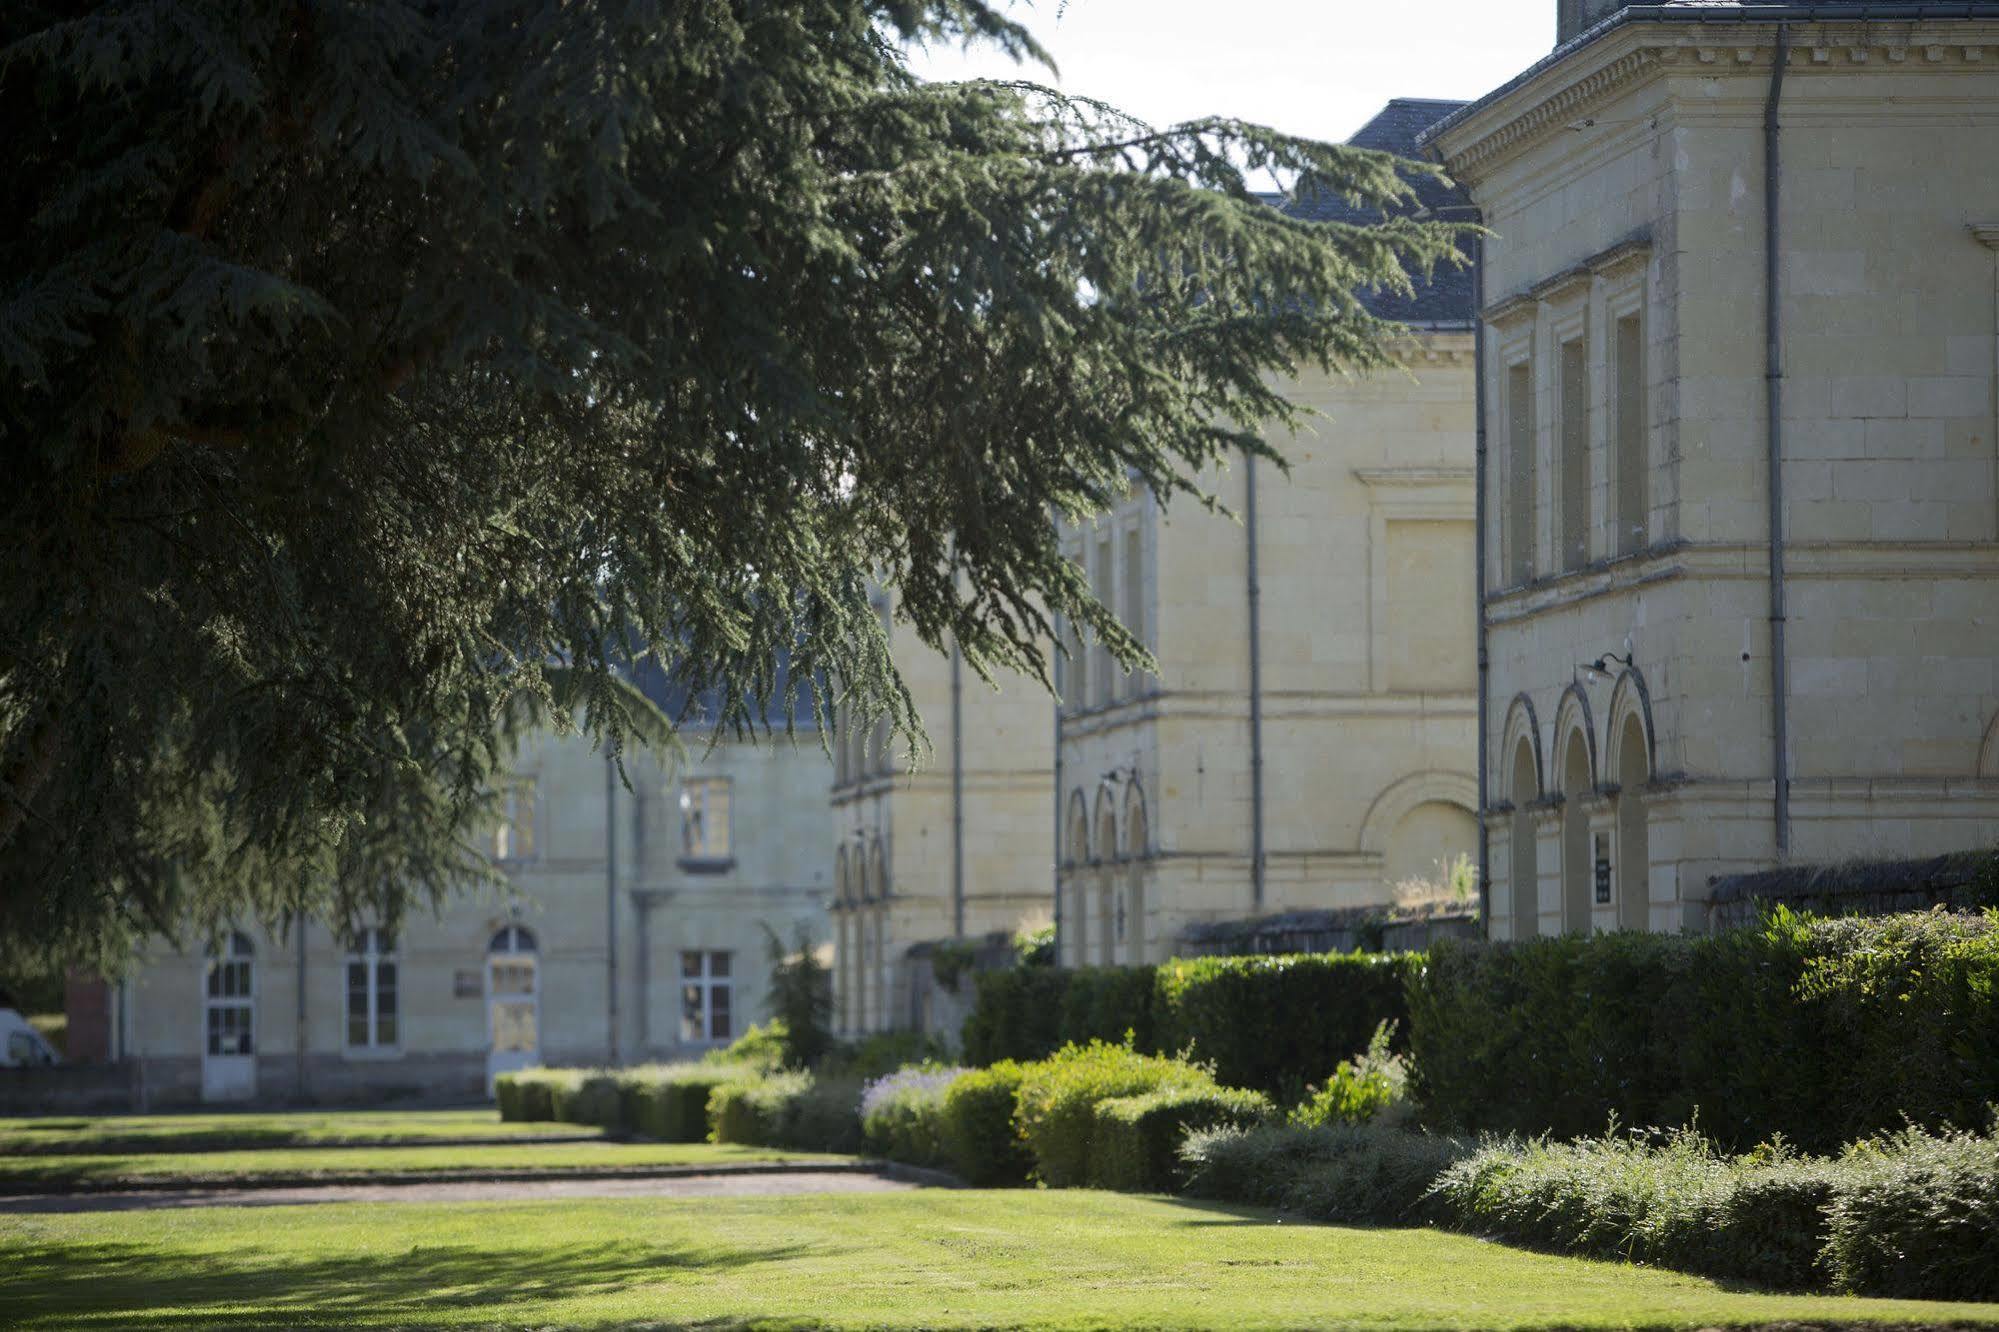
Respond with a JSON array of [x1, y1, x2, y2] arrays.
[[0, 1168, 921, 1213]]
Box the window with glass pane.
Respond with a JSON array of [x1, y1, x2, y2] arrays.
[[678, 778, 732, 863], [679, 950, 734, 1043], [493, 780, 537, 862], [344, 928, 399, 1051]]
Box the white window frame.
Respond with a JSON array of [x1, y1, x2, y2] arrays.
[[678, 776, 734, 868], [679, 949, 734, 1044], [493, 779, 538, 863], [1489, 304, 1538, 592], [343, 927, 401, 1055]]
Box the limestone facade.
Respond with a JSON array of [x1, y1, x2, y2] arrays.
[[1426, 8, 1999, 937], [1054, 341, 1482, 966], [829, 593, 1054, 1035], [117, 724, 831, 1105]]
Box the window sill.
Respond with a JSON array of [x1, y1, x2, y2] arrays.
[[340, 1046, 406, 1062], [677, 857, 736, 876]]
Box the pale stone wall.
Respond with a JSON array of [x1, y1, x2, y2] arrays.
[[1057, 342, 1481, 965], [829, 594, 1055, 1036], [1433, 18, 1999, 937], [123, 724, 832, 1105]]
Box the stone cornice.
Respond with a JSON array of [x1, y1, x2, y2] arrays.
[[1352, 465, 1475, 490], [1433, 22, 1999, 181]]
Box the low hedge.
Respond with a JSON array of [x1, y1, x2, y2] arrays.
[[628, 1064, 754, 1142], [1089, 1086, 1273, 1192], [1012, 1041, 1214, 1187], [964, 951, 1416, 1100], [1823, 1123, 1999, 1300], [1180, 1122, 1469, 1226], [1409, 907, 1999, 1151], [495, 1068, 588, 1123], [940, 1061, 1034, 1187], [706, 1071, 866, 1154]]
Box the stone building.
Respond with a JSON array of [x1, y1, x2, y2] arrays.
[[829, 592, 1054, 1035], [101, 693, 832, 1105], [1423, 0, 1999, 937], [1053, 100, 1484, 967]]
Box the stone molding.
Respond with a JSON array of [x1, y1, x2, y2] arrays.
[[1435, 23, 1999, 179]]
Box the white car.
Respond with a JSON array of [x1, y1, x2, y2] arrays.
[[0, 1008, 60, 1068]]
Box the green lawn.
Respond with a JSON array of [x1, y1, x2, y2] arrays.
[[4, 1190, 1997, 1330], [0, 1141, 843, 1191], [0, 1108, 595, 1156]]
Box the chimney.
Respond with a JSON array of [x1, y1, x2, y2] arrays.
[[1557, 0, 1633, 45]]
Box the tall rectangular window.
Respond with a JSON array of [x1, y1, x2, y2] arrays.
[[680, 950, 733, 1043], [1614, 313, 1647, 555], [1092, 531, 1115, 707], [678, 777, 732, 865], [344, 928, 398, 1050], [493, 780, 536, 862], [1121, 525, 1144, 698], [1505, 360, 1536, 586], [1559, 336, 1589, 573]]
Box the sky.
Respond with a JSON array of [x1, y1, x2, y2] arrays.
[[903, 0, 1556, 147]]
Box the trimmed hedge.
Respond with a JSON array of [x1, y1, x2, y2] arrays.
[[629, 1065, 754, 1142], [940, 1061, 1034, 1187], [1089, 1086, 1273, 1192], [495, 1068, 587, 1123], [1181, 1122, 1469, 1226], [1824, 1123, 1999, 1300], [705, 1070, 866, 1154], [1409, 908, 1999, 1151], [1013, 1041, 1213, 1186], [963, 951, 1416, 1100], [860, 1067, 963, 1169]]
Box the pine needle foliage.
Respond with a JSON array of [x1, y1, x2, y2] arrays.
[[0, 1, 1468, 963]]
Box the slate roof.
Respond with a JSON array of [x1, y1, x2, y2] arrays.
[[1278, 98, 1476, 328], [630, 651, 821, 731]]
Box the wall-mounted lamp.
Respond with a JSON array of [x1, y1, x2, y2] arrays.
[[1577, 649, 1635, 686]]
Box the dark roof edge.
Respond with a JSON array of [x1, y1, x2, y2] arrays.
[[1415, 4, 1999, 157]]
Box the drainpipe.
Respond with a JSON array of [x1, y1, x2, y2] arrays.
[[950, 635, 966, 939], [1973, 225, 1999, 515], [605, 753, 620, 1065], [1053, 676, 1065, 954], [1245, 450, 1267, 910], [293, 914, 307, 1103], [1470, 227, 1494, 933], [1764, 23, 1791, 857], [633, 893, 654, 1055]]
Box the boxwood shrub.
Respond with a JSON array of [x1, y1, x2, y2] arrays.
[[626, 1064, 753, 1142], [1088, 1086, 1273, 1193], [940, 1061, 1034, 1186], [961, 967, 1073, 1065], [707, 1071, 813, 1146], [859, 1066, 964, 1169], [495, 1068, 586, 1123]]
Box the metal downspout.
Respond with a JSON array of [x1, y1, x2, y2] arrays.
[[1245, 450, 1267, 911], [294, 914, 306, 1102], [1053, 694, 1064, 954], [605, 753, 620, 1065], [1470, 228, 1494, 932], [1765, 24, 1792, 857], [950, 636, 965, 939]]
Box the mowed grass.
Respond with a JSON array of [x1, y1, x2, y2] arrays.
[[0, 1108, 594, 1156], [0, 1141, 843, 1191], [5, 1191, 1999, 1330]]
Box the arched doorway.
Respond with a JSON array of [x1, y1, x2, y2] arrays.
[[1560, 730, 1593, 934], [1509, 739, 1539, 940], [202, 931, 256, 1103], [486, 925, 539, 1092], [1616, 711, 1650, 931]]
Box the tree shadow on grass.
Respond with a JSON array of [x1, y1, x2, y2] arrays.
[[0, 1235, 819, 1330]]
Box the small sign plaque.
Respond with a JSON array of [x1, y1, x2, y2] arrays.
[[1593, 832, 1613, 905], [454, 969, 483, 999]]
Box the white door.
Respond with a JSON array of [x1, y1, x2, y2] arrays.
[[486, 925, 540, 1093], [201, 931, 257, 1102]]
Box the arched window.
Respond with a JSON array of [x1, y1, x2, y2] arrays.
[[345, 927, 399, 1051], [486, 925, 539, 1087], [1559, 727, 1593, 935], [1509, 738, 1540, 941], [1121, 784, 1149, 965]]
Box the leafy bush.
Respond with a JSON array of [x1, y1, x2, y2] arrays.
[[1410, 908, 1999, 1152], [961, 967, 1072, 1065], [621, 1064, 755, 1142], [707, 1071, 814, 1146], [763, 925, 834, 1069], [568, 1074, 627, 1130], [1153, 951, 1417, 1101], [1430, 1126, 1839, 1290], [495, 1068, 587, 1123], [704, 1020, 789, 1074], [1290, 1021, 1409, 1129], [1089, 1086, 1273, 1192], [940, 1061, 1034, 1187], [860, 1065, 965, 1168], [1057, 966, 1158, 1053], [1824, 1122, 1999, 1299], [831, 1030, 950, 1082], [1012, 1041, 1213, 1186], [1180, 1122, 1469, 1225]]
